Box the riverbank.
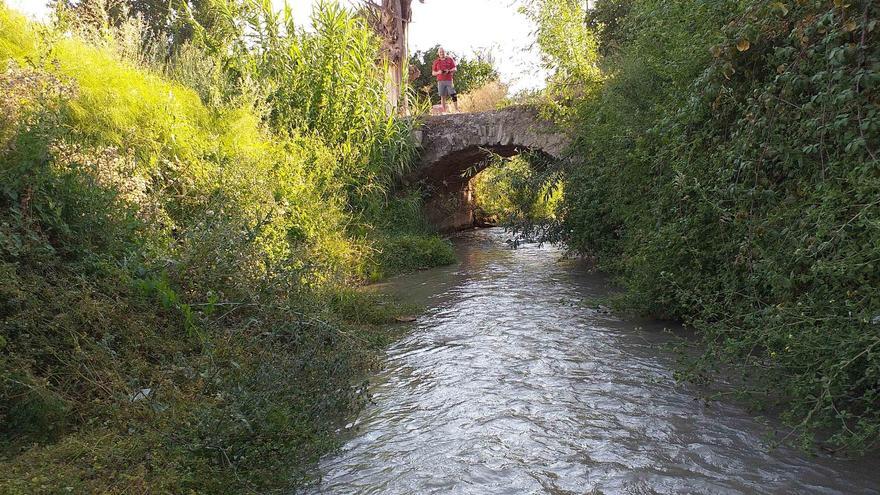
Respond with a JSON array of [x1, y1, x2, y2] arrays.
[[527, 0, 880, 451], [0, 5, 452, 492]]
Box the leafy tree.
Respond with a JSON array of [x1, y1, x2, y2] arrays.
[[585, 0, 632, 57], [409, 44, 499, 105], [519, 0, 602, 114], [51, 0, 244, 53]]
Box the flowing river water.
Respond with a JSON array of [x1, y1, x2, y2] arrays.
[[309, 229, 880, 494]]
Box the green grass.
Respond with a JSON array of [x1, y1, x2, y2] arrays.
[[373, 234, 456, 280]]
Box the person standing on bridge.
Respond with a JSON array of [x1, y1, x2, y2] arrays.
[[432, 47, 459, 114]]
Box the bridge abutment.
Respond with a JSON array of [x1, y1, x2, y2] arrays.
[[423, 179, 476, 232]]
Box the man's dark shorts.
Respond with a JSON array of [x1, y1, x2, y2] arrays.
[[437, 80, 456, 98]]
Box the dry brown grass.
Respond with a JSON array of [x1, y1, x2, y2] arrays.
[[457, 80, 508, 113]]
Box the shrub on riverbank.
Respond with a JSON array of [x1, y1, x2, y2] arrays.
[[0, 2, 451, 492], [529, 0, 880, 451]]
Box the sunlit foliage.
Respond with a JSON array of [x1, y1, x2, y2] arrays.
[[0, 2, 452, 491], [457, 80, 509, 113], [520, 0, 604, 115], [473, 155, 562, 227]]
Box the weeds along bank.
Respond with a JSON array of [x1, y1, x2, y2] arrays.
[[0, 3, 452, 492], [526, 0, 879, 451]]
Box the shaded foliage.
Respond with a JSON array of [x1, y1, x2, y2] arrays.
[[529, 0, 880, 452], [584, 0, 632, 57]]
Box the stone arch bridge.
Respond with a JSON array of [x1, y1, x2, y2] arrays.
[[407, 106, 569, 231]]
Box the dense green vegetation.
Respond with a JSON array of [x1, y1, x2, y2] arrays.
[[0, 1, 452, 492], [3, 0, 878, 490], [473, 154, 562, 226], [522, 0, 879, 451]]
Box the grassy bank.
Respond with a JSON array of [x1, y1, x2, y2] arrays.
[[524, 0, 879, 451], [0, 3, 452, 492]]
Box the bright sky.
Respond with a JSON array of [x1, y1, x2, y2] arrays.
[[8, 0, 547, 92]]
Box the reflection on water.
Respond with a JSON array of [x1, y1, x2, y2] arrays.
[[309, 229, 880, 494]]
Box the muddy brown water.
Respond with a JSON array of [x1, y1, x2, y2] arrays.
[[307, 229, 880, 494]]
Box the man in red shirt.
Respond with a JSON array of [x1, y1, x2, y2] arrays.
[[432, 47, 458, 113]]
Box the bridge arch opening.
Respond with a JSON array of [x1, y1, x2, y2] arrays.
[[421, 148, 560, 232], [407, 106, 568, 232]]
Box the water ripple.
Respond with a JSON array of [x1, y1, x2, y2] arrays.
[[307, 229, 880, 495]]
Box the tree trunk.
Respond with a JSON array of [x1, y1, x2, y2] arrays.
[[388, 0, 406, 114], [367, 1, 421, 115]]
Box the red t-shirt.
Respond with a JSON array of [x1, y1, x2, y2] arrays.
[[432, 57, 456, 81]]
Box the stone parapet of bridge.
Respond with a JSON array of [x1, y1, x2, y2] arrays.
[[409, 105, 568, 185]]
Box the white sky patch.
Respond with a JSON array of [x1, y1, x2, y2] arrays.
[[8, 0, 547, 92], [408, 0, 547, 93], [8, 0, 50, 20]]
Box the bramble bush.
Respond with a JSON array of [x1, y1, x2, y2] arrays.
[[526, 0, 879, 452]]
